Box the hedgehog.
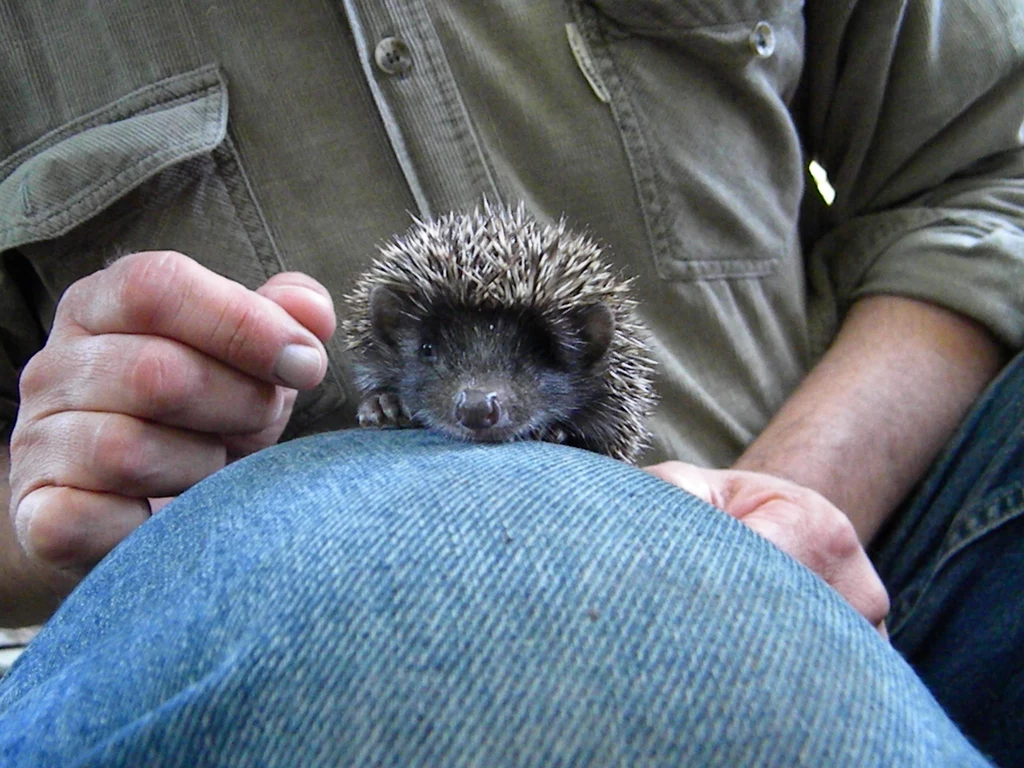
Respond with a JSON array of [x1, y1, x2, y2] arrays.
[[343, 203, 658, 463]]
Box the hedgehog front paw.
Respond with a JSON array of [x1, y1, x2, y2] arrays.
[[535, 424, 569, 445], [357, 391, 412, 428]]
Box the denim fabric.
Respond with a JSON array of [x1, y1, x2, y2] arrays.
[[874, 351, 1024, 767], [0, 430, 992, 766]]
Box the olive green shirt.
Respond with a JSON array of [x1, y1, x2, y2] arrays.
[[2, 1, 1023, 465]]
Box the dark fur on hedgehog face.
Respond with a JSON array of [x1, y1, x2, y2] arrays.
[[375, 294, 612, 443]]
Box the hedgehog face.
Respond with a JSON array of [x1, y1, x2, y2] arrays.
[[401, 306, 578, 442], [368, 287, 613, 443]]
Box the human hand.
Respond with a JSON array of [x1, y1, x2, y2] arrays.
[[8, 251, 335, 580], [644, 462, 890, 638]]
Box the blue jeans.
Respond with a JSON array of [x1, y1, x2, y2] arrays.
[[0, 357, 1020, 767], [873, 352, 1024, 766]]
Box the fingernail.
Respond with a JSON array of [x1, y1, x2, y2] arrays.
[[274, 344, 324, 388]]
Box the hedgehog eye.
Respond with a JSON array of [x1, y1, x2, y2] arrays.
[[419, 342, 435, 361]]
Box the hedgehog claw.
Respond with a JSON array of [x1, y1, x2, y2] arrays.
[[538, 425, 569, 445], [358, 391, 411, 428]]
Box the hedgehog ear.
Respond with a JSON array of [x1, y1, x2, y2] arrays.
[[575, 303, 615, 366], [368, 286, 406, 347]]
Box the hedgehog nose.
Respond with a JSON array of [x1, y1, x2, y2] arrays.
[[455, 389, 502, 430]]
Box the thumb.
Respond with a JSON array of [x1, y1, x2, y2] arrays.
[[643, 461, 718, 506], [257, 272, 337, 343]]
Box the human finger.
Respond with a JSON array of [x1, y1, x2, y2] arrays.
[[740, 499, 891, 629], [13, 486, 151, 569], [54, 251, 328, 390], [17, 333, 287, 435], [223, 387, 300, 459], [9, 411, 226, 504], [215, 272, 337, 456], [646, 462, 890, 632], [643, 461, 719, 505], [256, 271, 337, 343]]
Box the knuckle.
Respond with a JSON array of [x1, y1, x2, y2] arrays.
[[216, 298, 272, 363], [8, 418, 57, 503], [17, 347, 58, 400], [20, 337, 105, 415], [52, 273, 93, 327], [127, 341, 203, 420], [91, 415, 158, 489], [7, 419, 29, 462], [821, 511, 862, 563], [116, 251, 191, 332], [808, 512, 861, 582]]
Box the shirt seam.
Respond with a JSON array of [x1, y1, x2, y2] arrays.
[[0, 82, 225, 242], [0, 65, 223, 178]]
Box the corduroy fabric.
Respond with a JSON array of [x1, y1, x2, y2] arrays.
[[2, 1, 1023, 465]]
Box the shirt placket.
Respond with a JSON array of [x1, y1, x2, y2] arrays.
[[341, 0, 498, 218]]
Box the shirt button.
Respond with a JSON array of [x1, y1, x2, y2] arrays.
[[748, 21, 776, 58], [374, 36, 413, 76]]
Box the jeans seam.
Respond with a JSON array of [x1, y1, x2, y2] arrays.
[[890, 484, 1024, 637]]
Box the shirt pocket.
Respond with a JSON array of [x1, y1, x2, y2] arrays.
[[571, 0, 806, 281], [0, 64, 344, 434], [0, 64, 284, 296]]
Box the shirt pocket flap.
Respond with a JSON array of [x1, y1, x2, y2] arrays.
[[0, 65, 227, 252]]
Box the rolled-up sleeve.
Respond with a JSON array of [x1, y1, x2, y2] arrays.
[[802, 0, 1024, 350]]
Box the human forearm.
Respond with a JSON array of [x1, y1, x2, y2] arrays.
[[733, 295, 1007, 544]]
